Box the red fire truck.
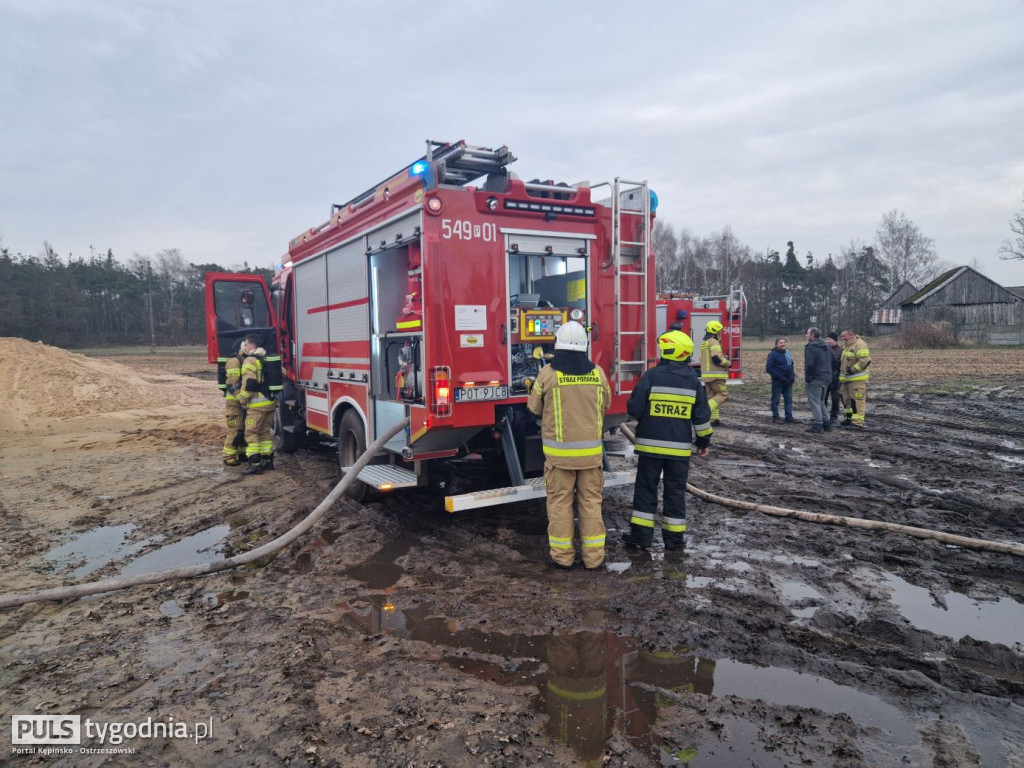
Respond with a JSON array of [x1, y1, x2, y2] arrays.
[[656, 288, 746, 382], [205, 140, 656, 511]]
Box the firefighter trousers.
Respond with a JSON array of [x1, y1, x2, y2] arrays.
[[223, 402, 246, 460], [544, 464, 606, 569], [840, 380, 868, 425], [703, 379, 729, 419], [629, 455, 689, 549], [244, 408, 275, 458]]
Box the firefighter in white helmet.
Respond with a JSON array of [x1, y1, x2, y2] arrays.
[[527, 320, 612, 570], [699, 320, 730, 425], [624, 331, 713, 552]]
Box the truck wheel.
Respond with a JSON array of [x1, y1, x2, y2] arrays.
[[273, 405, 301, 453], [338, 410, 369, 502]]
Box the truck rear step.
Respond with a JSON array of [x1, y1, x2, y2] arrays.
[[444, 470, 635, 513], [344, 464, 419, 490]]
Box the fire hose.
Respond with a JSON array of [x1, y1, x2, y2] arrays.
[[616, 423, 1024, 558], [0, 418, 411, 610]]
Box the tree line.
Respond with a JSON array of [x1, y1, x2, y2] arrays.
[[655, 209, 953, 339], [0, 243, 271, 348], [3, 199, 1014, 348]]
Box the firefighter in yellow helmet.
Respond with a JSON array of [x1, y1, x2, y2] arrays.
[[221, 335, 256, 466], [236, 334, 276, 475], [624, 331, 712, 552], [699, 320, 730, 425], [839, 328, 872, 428], [527, 321, 612, 570]]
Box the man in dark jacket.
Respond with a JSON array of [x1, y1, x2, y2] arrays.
[[824, 331, 843, 423], [764, 337, 796, 423], [803, 327, 833, 434], [623, 331, 713, 552]]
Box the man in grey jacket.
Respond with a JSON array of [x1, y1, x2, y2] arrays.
[[803, 327, 833, 434]]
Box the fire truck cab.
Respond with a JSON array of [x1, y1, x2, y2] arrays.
[[205, 141, 656, 511]]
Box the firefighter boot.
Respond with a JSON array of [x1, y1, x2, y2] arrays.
[[242, 455, 264, 476], [261, 453, 275, 471], [622, 524, 653, 551], [223, 454, 243, 467]]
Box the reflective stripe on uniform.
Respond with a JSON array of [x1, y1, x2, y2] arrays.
[[630, 510, 656, 527], [582, 533, 605, 548], [663, 516, 687, 533], [635, 437, 692, 457], [549, 535, 574, 550], [650, 386, 698, 399], [542, 438, 603, 457], [693, 420, 713, 436]]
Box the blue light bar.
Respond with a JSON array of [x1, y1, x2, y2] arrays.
[[410, 161, 428, 176]]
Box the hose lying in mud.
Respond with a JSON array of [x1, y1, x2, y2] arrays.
[[616, 423, 1024, 558], [0, 418, 411, 610]]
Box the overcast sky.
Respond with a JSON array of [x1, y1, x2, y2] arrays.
[[2, 0, 1023, 287]]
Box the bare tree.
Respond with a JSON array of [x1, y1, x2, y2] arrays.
[[998, 193, 1024, 260], [874, 209, 944, 286], [653, 220, 679, 291]]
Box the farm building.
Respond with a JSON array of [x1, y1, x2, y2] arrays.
[[900, 266, 1024, 345], [870, 281, 918, 336]]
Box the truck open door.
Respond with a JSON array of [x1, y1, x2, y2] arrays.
[[204, 272, 280, 373]]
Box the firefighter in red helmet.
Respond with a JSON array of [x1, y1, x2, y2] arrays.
[[527, 321, 612, 570]]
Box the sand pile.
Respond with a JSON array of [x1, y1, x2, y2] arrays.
[[0, 338, 215, 430]]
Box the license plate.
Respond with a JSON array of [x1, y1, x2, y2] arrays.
[[455, 385, 508, 402]]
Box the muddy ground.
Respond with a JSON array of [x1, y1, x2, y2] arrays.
[[1, 342, 1023, 767]]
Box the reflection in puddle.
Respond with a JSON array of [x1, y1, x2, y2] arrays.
[[342, 539, 414, 589], [992, 453, 1024, 465], [43, 524, 155, 579], [341, 600, 922, 763], [119, 526, 230, 578], [883, 573, 1024, 648], [778, 579, 824, 604]]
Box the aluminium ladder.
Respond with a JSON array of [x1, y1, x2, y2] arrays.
[[610, 178, 652, 395]]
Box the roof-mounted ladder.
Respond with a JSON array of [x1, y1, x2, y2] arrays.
[[610, 178, 652, 396], [425, 139, 517, 186], [332, 140, 516, 214]]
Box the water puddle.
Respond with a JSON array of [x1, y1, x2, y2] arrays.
[[883, 573, 1024, 648], [340, 600, 921, 762], [118, 526, 230, 578], [342, 539, 414, 589], [42, 524, 155, 579], [158, 600, 183, 617]]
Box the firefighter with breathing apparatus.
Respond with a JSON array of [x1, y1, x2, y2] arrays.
[[222, 335, 256, 466], [236, 334, 276, 475]]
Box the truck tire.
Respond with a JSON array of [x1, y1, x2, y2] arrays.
[[273, 404, 301, 454], [338, 409, 369, 502]]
